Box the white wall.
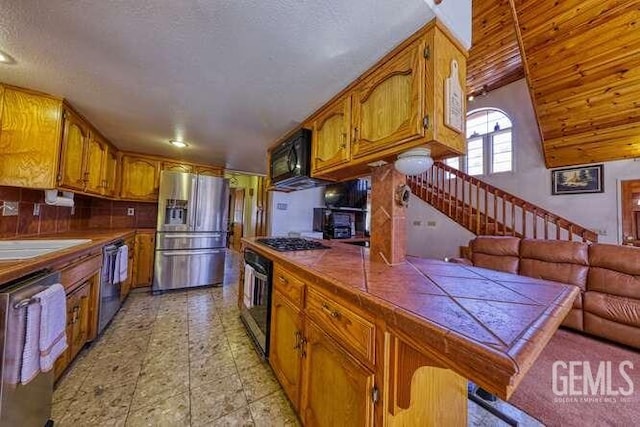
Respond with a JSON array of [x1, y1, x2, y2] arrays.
[[269, 187, 325, 236], [406, 78, 640, 258], [406, 194, 476, 259]]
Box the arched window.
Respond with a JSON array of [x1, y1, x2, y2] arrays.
[[444, 108, 513, 176]]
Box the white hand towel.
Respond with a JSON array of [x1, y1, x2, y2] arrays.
[[117, 245, 129, 284], [244, 265, 255, 308], [20, 301, 42, 385], [38, 283, 68, 373]]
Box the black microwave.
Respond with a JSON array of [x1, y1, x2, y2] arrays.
[[270, 129, 328, 190]]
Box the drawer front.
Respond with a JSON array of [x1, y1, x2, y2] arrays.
[[273, 264, 305, 308], [306, 287, 375, 364], [60, 254, 102, 292]]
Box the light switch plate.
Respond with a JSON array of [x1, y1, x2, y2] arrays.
[[427, 221, 437, 227], [2, 201, 18, 216], [127, 208, 135, 216], [276, 203, 288, 210]]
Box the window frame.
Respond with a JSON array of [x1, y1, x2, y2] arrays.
[[446, 108, 514, 177]]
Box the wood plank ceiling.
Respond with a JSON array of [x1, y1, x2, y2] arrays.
[[467, 0, 640, 168]]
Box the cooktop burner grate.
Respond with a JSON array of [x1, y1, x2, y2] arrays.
[[256, 238, 330, 252]]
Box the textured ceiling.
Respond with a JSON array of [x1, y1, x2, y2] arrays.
[[0, 0, 438, 173]]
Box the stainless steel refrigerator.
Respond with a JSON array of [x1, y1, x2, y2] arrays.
[[153, 171, 230, 292]]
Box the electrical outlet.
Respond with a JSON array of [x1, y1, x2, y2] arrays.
[[427, 220, 437, 227], [276, 203, 288, 211], [127, 208, 135, 216], [33, 203, 41, 216], [412, 220, 422, 227], [2, 201, 18, 216]]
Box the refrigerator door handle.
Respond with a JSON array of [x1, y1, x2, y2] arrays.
[[161, 249, 223, 256], [160, 232, 224, 239], [188, 174, 198, 231]]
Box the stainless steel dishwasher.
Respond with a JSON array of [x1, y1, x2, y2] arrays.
[[0, 269, 61, 427], [98, 241, 124, 335]]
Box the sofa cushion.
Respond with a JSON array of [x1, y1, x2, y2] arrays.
[[519, 239, 589, 290], [587, 243, 640, 299], [584, 300, 640, 349], [470, 236, 520, 274], [584, 292, 640, 329]]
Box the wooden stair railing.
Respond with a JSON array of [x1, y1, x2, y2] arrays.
[[407, 161, 598, 243]]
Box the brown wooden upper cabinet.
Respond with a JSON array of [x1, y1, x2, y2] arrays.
[[311, 95, 352, 172], [0, 85, 64, 189], [162, 161, 193, 173], [84, 132, 108, 195], [120, 154, 161, 201], [195, 165, 224, 176], [352, 37, 425, 159], [303, 21, 467, 179], [59, 109, 90, 191], [103, 146, 119, 197]]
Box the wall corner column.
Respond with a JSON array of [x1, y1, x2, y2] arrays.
[[370, 164, 407, 265]]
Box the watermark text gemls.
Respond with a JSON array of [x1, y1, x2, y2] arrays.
[[552, 360, 634, 402]]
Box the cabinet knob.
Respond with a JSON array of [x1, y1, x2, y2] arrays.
[[321, 302, 341, 319]]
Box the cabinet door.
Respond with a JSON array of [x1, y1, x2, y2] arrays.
[[84, 133, 107, 194], [103, 146, 119, 197], [270, 291, 303, 410], [300, 320, 375, 427], [0, 87, 63, 189], [195, 165, 223, 177], [312, 96, 352, 173], [162, 161, 193, 173], [68, 282, 91, 360], [120, 155, 160, 200], [59, 110, 89, 190], [352, 38, 425, 158], [133, 233, 155, 287]]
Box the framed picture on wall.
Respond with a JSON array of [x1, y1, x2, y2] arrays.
[[551, 164, 604, 195]]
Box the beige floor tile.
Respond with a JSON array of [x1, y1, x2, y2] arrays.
[[190, 348, 238, 389], [125, 391, 190, 427], [232, 343, 264, 371], [59, 380, 135, 426], [249, 391, 300, 427], [238, 362, 281, 403], [205, 406, 255, 427], [130, 367, 189, 411], [190, 373, 248, 425]]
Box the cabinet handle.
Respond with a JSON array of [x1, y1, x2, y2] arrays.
[[352, 127, 359, 143], [71, 305, 80, 324], [300, 336, 307, 358], [278, 275, 288, 285], [321, 302, 341, 319], [293, 331, 302, 350]]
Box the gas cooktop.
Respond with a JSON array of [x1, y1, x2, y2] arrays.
[[256, 238, 330, 252]]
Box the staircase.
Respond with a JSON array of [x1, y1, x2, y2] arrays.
[[407, 162, 598, 243]]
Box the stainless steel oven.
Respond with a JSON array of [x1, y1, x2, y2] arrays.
[[240, 249, 273, 357]]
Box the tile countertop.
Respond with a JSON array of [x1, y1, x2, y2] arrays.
[[242, 237, 579, 400], [0, 229, 142, 284]]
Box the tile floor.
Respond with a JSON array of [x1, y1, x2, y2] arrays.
[[52, 251, 543, 426]]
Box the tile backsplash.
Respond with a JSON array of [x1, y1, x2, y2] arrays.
[[0, 186, 157, 238]]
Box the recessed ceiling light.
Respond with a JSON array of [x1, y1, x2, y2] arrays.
[[169, 140, 187, 148], [0, 50, 15, 64]]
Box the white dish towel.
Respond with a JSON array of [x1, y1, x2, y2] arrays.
[[20, 301, 42, 385], [37, 283, 68, 373], [117, 245, 129, 284]]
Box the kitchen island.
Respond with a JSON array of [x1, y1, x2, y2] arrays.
[[241, 237, 578, 426]]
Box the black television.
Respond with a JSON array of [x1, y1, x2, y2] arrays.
[[324, 179, 368, 209]]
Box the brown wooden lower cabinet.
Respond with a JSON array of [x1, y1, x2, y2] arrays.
[[269, 290, 304, 410], [299, 320, 375, 427], [120, 236, 136, 301], [54, 273, 99, 380], [133, 231, 155, 287], [268, 266, 375, 427]]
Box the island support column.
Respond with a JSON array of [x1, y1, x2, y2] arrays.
[[370, 164, 407, 265]]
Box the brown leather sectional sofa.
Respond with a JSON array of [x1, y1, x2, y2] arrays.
[[455, 236, 640, 350]]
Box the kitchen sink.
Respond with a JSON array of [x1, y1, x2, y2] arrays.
[[0, 239, 92, 260]]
